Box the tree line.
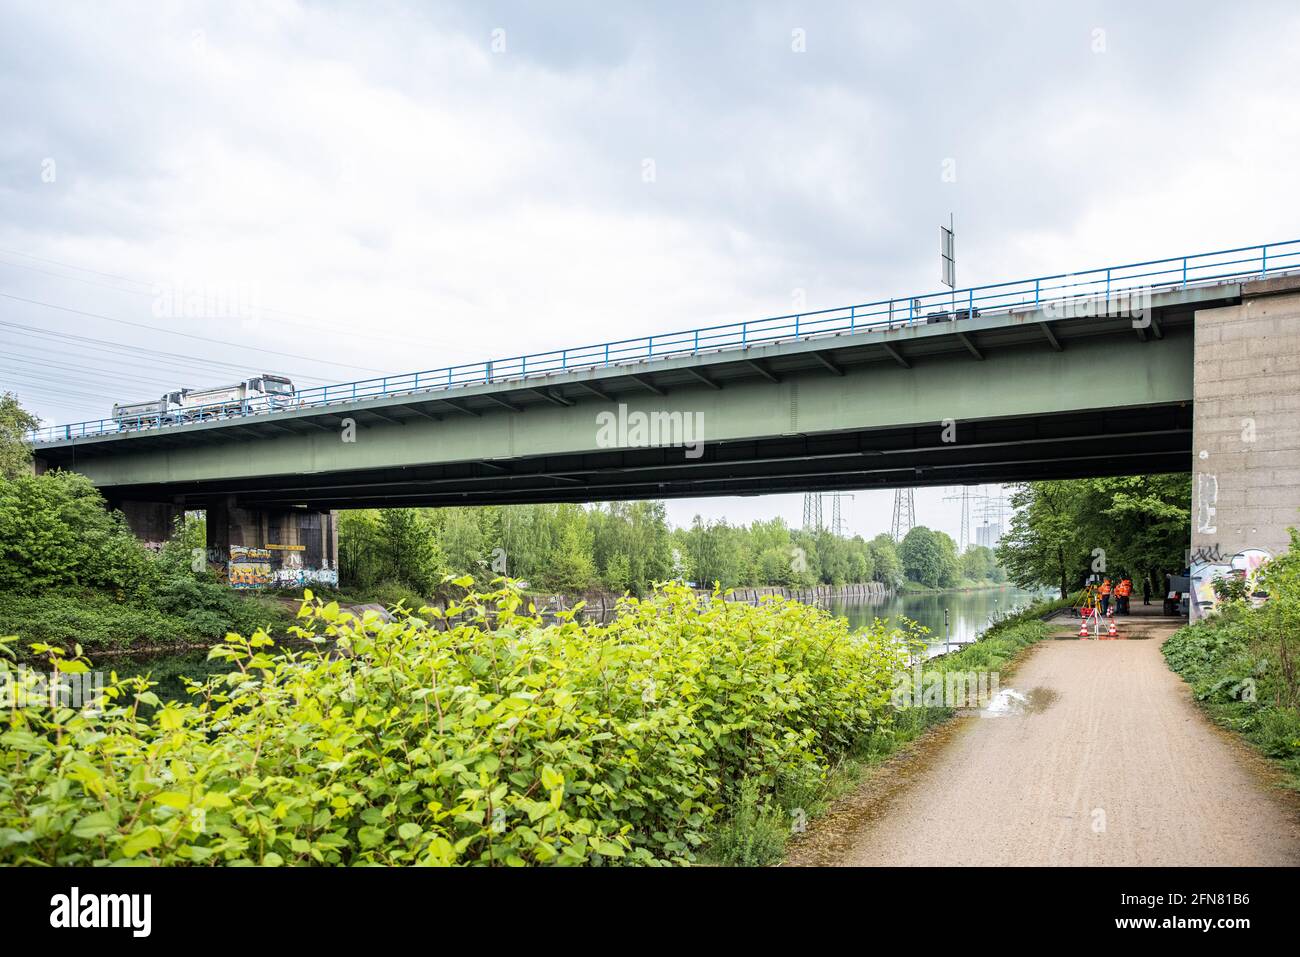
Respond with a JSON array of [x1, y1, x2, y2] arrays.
[[338, 502, 1007, 597]]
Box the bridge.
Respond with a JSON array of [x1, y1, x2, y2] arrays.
[[25, 240, 1300, 596]]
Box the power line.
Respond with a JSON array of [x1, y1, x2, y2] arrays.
[[0, 290, 387, 375], [0, 341, 248, 386], [0, 354, 181, 391], [3, 373, 132, 405], [0, 249, 463, 352], [0, 319, 333, 385]]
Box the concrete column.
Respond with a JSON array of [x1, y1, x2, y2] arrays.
[[204, 498, 339, 589], [1190, 275, 1300, 617], [112, 499, 184, 552]]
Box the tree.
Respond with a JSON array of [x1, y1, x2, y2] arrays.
[[434, 507, 488, 582], [899, 526, 944, 587], [960, 544, 997, 582], [997, 482, 1086, 598], [996, 476, 1190, 598], [543, 519, 596, 593], [0, 393, 39, 480], [378, 508, 446, 595], [680, 517, 744, 588], [933, 530, 961, 588], [868, 534, 905, 590]]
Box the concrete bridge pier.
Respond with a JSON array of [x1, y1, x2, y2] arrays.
[[112, 499, 185, 552], [1190, 275, 1300, 617], [204, 497, 339, 590]]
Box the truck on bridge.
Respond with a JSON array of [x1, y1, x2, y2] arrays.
[[112, 374, 297, 430]]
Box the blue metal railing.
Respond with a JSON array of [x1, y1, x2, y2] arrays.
[[24, 238, 1300, 444]]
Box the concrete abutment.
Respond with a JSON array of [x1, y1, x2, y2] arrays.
[[1191, 275, 1300, 617]]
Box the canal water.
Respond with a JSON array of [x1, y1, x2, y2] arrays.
[[114, 584, 1045, 704], [825, 585, 1047, 656]]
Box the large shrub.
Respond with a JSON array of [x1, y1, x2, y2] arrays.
[[0, 581, 914, 865], [0, 471, 158, 599]]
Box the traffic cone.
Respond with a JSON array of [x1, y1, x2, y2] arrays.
[[1107, 619, 1118, 638], [1079, 618, 1090, 638]]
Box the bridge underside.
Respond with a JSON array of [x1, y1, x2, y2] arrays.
[[34, 285, 1214, 512], [81, 403, 1192, 509]]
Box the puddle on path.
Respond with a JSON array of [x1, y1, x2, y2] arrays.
[[979, 686, 1058, 717]]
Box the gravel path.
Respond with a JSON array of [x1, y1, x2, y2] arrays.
[[790, 620, 1300, 866]]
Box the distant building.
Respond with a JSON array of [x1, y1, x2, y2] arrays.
[[976, 522, 1001, 550]]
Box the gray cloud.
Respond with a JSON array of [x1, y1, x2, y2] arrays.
[[2, 0, 1297, 539]]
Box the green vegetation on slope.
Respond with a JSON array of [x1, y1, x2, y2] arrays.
[[0, 581, 919, 866], [0, 472, 291, 651], [1162, 530, 1300, 790]]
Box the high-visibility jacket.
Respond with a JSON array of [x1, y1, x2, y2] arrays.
[[1099, 582, 1112, 595], [1116, 580, 1132, 596]]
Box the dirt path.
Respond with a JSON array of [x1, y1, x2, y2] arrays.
[[788, 617, 1300, 866]]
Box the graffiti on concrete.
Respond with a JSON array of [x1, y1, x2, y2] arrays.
[[272, 565, 339, 588], [228, 546, 273, 589], [217, 544, 337, 589], [1196, 472, 1218, 534], [1188, 543, 1229, 564], [1190, 546, 1271, 615]]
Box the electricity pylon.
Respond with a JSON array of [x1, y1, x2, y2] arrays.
[[826, 492, 854, 537], [943, 486, 972, 552], [973, 489, 1008, 549], [802, 492, 823, 532], [804, 491, 854, 536], [890, 487, 916, 543]]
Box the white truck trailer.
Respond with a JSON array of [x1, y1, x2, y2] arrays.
[[112, 374, 296, 429]]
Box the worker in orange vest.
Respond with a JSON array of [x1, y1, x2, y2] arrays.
[[1098, 578, 1113, 616], [1116, 577, 1133, 615]]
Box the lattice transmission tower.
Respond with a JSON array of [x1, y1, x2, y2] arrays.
[[890, 487, 916, 542], [826, 492, 854, 537], [943, 486, 973, 552], [804, 491, 855, 536], [802, 492, 823, 532]]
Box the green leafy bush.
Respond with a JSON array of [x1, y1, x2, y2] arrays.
[[1163, 529, 1300, 787], [0, 472, 159, 599], [0, 580, 914, 866]]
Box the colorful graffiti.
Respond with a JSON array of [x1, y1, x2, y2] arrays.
[[272, 566, 339, 588], [1190, 546, 1271, 616], [213, 545, 337, 589], [228, 546, 273, 589]]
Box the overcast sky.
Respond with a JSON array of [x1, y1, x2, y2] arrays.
[[3, 1, 1298, 541]]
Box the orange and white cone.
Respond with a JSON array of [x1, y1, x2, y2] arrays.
[[1079, 618, 1090, 638], [1107, 619, 1118, 638]]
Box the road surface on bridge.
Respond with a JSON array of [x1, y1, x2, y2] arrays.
[[788, 615, 1300, 866]]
